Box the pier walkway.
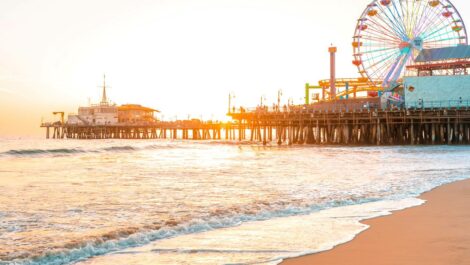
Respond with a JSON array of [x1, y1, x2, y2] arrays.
[[228, 105, 470, 145], [42, 105, 470, 145], [41, 120, 237, 140]]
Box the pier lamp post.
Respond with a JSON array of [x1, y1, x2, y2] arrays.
[[288, 97, 293, 106], [277, 89, 283, 111], [228, 92, 236, 113], [260, 95, 267, 107]]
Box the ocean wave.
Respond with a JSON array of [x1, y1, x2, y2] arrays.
[[1, 177, 457, 265], [2, 199, 373, 265], [2, 161, 469, 265], [0, 143, 182, 158], [101, 146, 136, 152], [2, 148, 86, 156]]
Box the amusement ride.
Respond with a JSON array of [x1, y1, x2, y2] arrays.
[[307, 0, 468, 104]]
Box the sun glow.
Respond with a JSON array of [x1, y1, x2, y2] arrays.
[[1, 0, 470, 136]]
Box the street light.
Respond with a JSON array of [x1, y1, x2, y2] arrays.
[[260, 95, 267, 107], [228, 92, 236, 113], [277, 89, 283, 110]]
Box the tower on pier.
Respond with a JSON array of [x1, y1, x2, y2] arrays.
[[101, 74, 108, 105], [329, 45, 337, 100]]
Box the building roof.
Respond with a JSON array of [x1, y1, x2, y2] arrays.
[[415, 45, 470, 63], [118, 104, 160, 112]]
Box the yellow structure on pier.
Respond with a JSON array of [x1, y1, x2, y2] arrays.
[[305, 77, 382, 104], [304, 46, 382, 105], [118, 104, 159, 124]]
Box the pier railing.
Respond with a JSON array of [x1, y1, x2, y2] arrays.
[[230, 103, 381, 115], [230, 99, 470, 115]]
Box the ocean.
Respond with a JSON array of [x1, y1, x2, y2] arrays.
[[1, 139, 469, 265]]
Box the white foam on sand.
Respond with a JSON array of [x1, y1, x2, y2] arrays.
[[76, 198, 424, 265]]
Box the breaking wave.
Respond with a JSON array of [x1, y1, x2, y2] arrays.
[[2, 148, 86, 156], [0, 144, 183, 158], [2, 198, 379, 265], [4, 173, 469, 265], [101, 146, 136, 152]]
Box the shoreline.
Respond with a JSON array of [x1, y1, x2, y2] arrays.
[[281, 178, 470, 265]]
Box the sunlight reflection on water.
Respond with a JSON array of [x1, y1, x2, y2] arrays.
[[1, 139, 469, 264]]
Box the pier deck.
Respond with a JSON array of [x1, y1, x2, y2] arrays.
[[228, 106, 470, 145], [42, 107, 470, 145], [41, 120, 236, 140]]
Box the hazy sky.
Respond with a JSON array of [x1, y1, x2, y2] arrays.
[[1, 0, 470, 136]]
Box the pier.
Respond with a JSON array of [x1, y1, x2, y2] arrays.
[[42, 105, 470, 146], [41, 120, 240, 141], [39, 41, 470, 146], [228, 105, 470, 145]]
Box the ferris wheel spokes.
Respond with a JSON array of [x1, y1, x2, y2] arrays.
[[353, 0, 467, 89], [383, 50, 413, 88], [375, 4, 408, 39]]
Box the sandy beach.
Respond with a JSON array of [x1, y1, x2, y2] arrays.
[[281, 179, 470, 265]]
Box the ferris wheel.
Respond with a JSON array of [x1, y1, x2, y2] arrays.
[[353, 0, 468, 89]]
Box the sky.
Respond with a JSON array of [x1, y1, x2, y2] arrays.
[[1, 0, 470, 136]]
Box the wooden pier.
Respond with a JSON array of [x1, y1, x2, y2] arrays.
[[42, 106, 470, 145], [41, 120, 239, 140], [228, 106, 470, 145]]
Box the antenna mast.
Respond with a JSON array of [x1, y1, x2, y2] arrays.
[[101, 74, 108, 105]]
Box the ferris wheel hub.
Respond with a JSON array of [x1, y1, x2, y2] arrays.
[[399, 37, 424, 52], [412, 37, 424, 51], [399, 41, 411, 50]]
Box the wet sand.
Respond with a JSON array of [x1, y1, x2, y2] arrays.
[[281, 179, 470, 265]]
